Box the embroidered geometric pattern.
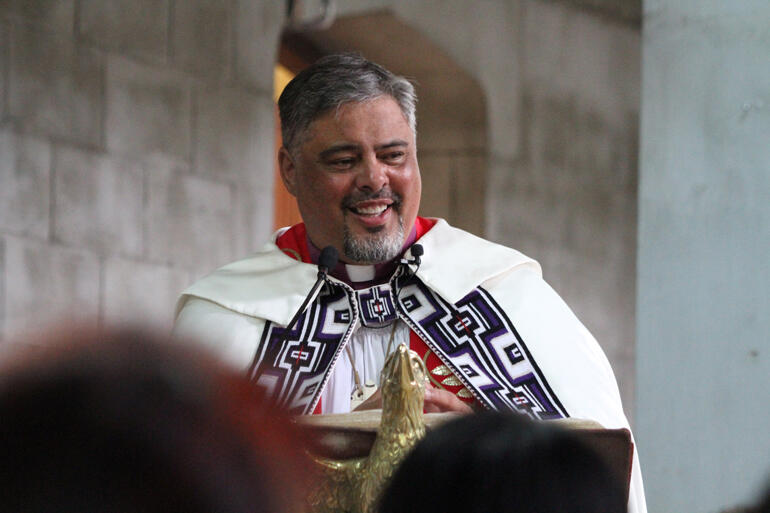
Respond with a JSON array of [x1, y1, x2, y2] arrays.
[[249, 284, 355, 414], [395, 278, 568, 420], [356, 284, 397, 328]]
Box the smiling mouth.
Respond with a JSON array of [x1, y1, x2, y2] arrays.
[[350, 204, 390, 216], [343, 189, 402, 221]]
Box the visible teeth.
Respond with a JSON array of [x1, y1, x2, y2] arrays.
[[354, 205, 387, 215]]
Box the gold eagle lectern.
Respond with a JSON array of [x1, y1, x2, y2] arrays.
[[302, 343, 429, 513], [297, 344, 634, 513]]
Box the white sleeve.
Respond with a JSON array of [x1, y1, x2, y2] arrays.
[[173, 296, 266, 373], [487, 267, 647, 513], [627, 452, 647, 513]]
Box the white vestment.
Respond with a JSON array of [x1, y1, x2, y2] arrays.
[[174, 218, 647, 513]]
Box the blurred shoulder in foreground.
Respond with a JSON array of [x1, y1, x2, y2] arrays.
[[0, 325, 311, 513]]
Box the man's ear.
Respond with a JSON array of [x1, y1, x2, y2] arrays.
[[278, 147, 298, 197]]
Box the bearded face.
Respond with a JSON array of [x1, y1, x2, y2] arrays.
[[279, 96, 421, 264]]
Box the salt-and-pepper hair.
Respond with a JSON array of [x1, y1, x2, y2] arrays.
[[278, 53, 417, 154]]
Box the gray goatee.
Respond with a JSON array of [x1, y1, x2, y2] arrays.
[[343, 216, 404, 264], [341, 188, 405, 264]]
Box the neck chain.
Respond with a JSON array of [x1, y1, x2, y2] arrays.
[[348, 321, 399, 408]]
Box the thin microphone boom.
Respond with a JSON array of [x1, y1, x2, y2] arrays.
[[288, 246, 338, 368], [396, 244, 424, 305], [251, 246, 338, 406], [285, 246, 338, 337]]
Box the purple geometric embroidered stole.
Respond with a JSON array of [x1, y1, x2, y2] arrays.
[[249, 275, 568, 420]]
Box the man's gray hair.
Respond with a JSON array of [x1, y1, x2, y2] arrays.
[[278, 53, 417, 153]]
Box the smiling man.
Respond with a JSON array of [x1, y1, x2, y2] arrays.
[[279, 94, 421, 266], [174, 54, 645, 513]]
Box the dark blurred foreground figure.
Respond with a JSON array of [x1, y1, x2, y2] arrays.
[[378, 411, 626, 513], [758, 485, 770, 513], [0, 327, 310, 513], [720, 483, 770, 513], [741, 483, 770, 513]]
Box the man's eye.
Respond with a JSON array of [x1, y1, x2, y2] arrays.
[[381, 152, 405, 163], [329, 158, 356, 168]]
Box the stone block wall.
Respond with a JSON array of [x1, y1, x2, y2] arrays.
[[496, 0, 641, 416], [0, 2, 283, 344]]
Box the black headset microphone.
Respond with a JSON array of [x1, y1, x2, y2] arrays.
[[395, 243, 424, 309], [317, 245, 340, 279], [408, 244, 423, 266], [401, 243, 423, 274]]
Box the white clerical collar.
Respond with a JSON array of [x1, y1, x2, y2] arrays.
[[345, 264, 376, 283]]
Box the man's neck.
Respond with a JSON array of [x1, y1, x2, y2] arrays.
[[307, 226, 418, 290]]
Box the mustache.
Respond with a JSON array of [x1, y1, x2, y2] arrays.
[[341, 188, 403, 210]]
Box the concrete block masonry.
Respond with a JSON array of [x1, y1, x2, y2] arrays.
[[233, 0, 284, 92], [78, 0, 169, 64], [105, 56, 192, 159], [0, 0, 645, 434], [8, 22, 103, 147], [3, 236, 100, 339], [0, 129, 51, 239], [0, 20, 7, 119], [102, 257, 190, 330], [193, 85, 274, 183], [0, 238, 4, 344], [172, 0, 231, 80], [0, 0, 283, 342], [451, 154, 487, 237], [0, 0, 75, 36], [146, 161, 235, 273], [52, 146, 144, 257]]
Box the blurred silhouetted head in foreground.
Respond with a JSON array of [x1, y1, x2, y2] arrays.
[[378, 411, 626, 513], [753, 483, 770, 513], [0, 327, 309, 513]]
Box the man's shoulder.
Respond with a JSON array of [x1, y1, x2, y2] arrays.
[[419, 218, 536, 261], [174, 234, 318, 324], [416, 219, 542, 303]]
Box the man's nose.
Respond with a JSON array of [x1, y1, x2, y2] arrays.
[[355, 156, 388, 191]]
